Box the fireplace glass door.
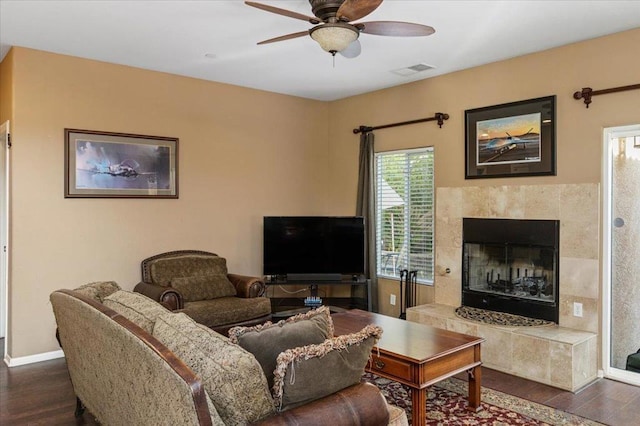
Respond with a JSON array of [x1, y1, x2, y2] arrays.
[[464, 243, 556, 303], [462, 218, 559, 323]]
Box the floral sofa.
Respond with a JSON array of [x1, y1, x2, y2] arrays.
[[51, 282, 408, 425]]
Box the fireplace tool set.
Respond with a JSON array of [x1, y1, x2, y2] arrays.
[[399, 269, 418, 320]]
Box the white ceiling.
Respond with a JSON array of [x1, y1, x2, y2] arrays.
[[1, 0, 639, 101]]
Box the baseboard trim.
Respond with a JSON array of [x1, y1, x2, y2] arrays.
[[4, 349, 64, 367]]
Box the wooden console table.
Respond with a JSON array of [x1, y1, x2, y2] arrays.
[[332, 310, 484, 426]]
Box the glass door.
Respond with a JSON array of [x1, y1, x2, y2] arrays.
[[603, 124, 640, 386]]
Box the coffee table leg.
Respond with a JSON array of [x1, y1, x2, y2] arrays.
[[411, 387, 427, 426], [467, 364, 482, 412]]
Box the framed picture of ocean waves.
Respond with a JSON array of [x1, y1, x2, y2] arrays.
[[465, 95, 556, 179]]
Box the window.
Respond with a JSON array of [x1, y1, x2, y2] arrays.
[[375, 147, 434, 284]]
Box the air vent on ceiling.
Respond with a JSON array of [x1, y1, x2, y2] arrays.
[[391, 63, 435, 77]]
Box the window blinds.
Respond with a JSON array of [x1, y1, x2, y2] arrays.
[[375, 147, 434, 283]]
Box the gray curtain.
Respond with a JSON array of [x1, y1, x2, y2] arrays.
[[356, 131, 378, 312]]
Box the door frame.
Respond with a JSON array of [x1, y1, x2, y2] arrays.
[[602, 124, 640, 386], [0, 121, 9, 346]]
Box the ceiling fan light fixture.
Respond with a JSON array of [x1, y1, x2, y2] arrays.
[[310, 23, 359, 55]]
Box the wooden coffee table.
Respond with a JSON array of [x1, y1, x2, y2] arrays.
[[332, 309, 484, 426]]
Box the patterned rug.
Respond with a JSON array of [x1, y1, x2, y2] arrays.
[[363, 373, 604, 425], [454, 306, 555, 327]]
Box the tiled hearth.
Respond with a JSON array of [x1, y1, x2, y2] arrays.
[[411, 183, 600, 391], [407, 304, 597, 391]]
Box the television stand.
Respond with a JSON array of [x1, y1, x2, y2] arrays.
[[287, 273, 342, 282], [266, 276, 370, 316]]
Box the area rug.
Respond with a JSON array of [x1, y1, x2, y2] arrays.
[[363, 372, 604, 425], [454, 306, 554, 327]]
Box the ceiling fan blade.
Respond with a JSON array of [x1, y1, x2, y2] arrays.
[[245, 1, 320, 24], [356, 21, 435, 37], [340, 40, 362, 58], [257, 31, 310, 45], [337, 0, 383, 22]]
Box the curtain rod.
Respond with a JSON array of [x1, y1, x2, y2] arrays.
[[573, 83, 640, 108], [353, 112, 449, 134]]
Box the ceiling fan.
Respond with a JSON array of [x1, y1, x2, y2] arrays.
[[245, 0, 435, 58]]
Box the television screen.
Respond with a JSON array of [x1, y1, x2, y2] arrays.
[[263, 216, 365, 277]]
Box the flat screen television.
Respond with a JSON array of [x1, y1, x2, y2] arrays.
[[263, 216, 365, 280]]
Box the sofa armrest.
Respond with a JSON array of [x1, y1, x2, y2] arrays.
[[251, 382, 389, 426], [133, 282, 184, 310], [227, 274, 266, 298]]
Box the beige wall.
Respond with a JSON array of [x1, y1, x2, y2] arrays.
[[0, 48, 14, 123], [4, 47, 329, 358], [2, 27, 640, 360], [328, 28, 640, 317]]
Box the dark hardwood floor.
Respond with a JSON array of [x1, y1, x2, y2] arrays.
[[2, 337, 639, 425], [1, 357, 97, 425], [455, 368, 640, 425]]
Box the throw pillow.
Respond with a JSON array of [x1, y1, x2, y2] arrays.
[[73, 281, 121, 302], [152, 312, 275, 425], [272, 324, 383, 411], [103, 290, 170, 334], [170, 275, 236, 302], [149, 255, 229, 286], [228, 306, 334, 389]]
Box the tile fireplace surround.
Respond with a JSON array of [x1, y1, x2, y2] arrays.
[[407, 183, 599, 391]]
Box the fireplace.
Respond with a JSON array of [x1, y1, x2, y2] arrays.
[[462, 218, 559, 323]]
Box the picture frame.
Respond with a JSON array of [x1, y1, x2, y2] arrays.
[[465, 95, 556, 179], [64, 129, 178, 198]]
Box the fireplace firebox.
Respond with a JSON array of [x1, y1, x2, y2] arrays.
[[462, 218, 559, 323]]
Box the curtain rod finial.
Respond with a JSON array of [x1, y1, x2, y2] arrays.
[[435, 112, 449, 128], [354, 125, 373, 134], [573, 87, 593, 108]]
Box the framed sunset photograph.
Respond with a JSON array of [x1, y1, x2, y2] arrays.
[[465, 96, 556, 179]]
